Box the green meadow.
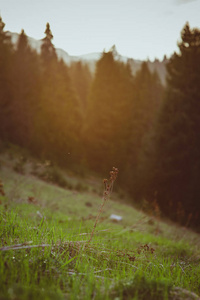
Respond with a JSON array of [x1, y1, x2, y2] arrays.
[[0, 148, 200, 300]]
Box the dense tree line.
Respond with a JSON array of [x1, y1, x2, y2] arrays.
[[0, 16, 163, 173], [1, 16, 200, 227], [0, 18, 84, 167], [137, 23, 200, 227]]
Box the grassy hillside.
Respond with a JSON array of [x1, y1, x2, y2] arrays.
[[0, 146, 200, 300]]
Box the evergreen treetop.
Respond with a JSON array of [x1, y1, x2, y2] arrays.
[[41, 22, 57, 64]]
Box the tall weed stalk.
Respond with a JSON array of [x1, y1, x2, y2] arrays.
[[87, 167, 118, 245]]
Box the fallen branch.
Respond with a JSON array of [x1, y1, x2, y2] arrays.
[[70, 228, 111, 238], [66, 271, 113, 281], [0, 243, 50, 251]]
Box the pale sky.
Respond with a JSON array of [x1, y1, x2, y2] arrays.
[[1, 0, 200, 60]]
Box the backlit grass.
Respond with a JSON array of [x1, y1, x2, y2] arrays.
[[0, 151, 200, 299]]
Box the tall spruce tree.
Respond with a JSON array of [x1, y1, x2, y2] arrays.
[[69, 61, 92, 113], [0, 16, 13, 141], [48, 59, 83, 166], [142, 23, 200, 225], [128, 63, 163, 163], [11, 29, 41, 148], [36, 22, 58, 157], [37, 23, 82, 166], [125, 62, 164, 191], [41, 22, 57, 65], [84, 50, 133, 173]]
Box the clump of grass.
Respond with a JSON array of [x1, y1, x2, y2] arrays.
[[0, 179, 5, 196], [75, 182, 89, 192], [0, 284, 64, 300], [47, 166, 69, 188], [110, 274, 172, 300], [13, 156, 26, 174], [31, 161, 72, 189]]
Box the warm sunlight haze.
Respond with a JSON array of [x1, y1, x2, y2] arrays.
[[1, 1, 200, 299]]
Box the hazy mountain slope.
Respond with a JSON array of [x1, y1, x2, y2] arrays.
[[7, 31, 167, 84]]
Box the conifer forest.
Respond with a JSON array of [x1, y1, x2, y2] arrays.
[[1, 16, 200, 229]]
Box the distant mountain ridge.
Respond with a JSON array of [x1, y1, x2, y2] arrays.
[[7, 31, 167, 84]]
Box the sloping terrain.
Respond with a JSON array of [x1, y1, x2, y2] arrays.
[[0, 147, 200, 299]]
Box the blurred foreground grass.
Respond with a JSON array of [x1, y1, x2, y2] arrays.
[[0, 150, 200, 300]]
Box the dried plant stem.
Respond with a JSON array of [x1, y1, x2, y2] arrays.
[[87, 167, 118, 246], [87, 192, 109, 245]]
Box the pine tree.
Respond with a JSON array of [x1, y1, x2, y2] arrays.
[[41, 22, 57, 65], [47, 59, 83, 166], [129, 63, 163, 160], [125, 62, 164, 192], [84, 50, 133, 173], [36, 22, 58, 157], [142, 23, 200, 225], [69, 61, 92, 113], [11, 29, 41, 148], [0, 16, 13, 141], [37, 24, 82, 165]]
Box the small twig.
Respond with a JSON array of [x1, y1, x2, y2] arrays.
[[93, 268, 112, 273], [66, 271, 113, 281], [116, 261, 138, 268], [70, 228, 111, 238], [61, 241, 86, 245], [0, 243, 50, 251]]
